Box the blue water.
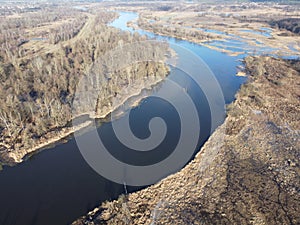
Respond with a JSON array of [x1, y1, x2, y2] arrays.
[[110, 12, 246, 103], [0, 11, 250, 225], [288, 43, 299, 54], [1, 11, 298, 225], [31, 38, 48, 41], [73, 6, 88, 11], [133, 12, 299, 58], [197, 27, 228, 36], [240, 28, 272, 38]]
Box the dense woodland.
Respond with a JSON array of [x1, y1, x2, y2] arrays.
[[0, 6, 168, 162], [269, 18, 300, 34]]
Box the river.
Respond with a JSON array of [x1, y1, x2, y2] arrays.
[[0, 12, 246, 225]]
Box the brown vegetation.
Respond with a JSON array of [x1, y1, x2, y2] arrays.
[[126, 1, 300, 56], [0, 6, 169, 165], [136, 16, 219, 42], [73, 56, 300, 225]]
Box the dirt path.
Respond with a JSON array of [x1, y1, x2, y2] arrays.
[[20, 12, 96, 60]]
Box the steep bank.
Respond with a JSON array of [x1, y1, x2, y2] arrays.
[[72, 56, 300, 225]]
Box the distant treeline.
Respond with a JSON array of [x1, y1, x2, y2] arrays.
[[137, 18, 217, 42], [269, 18, 300, 34]]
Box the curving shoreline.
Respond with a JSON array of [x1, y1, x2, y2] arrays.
[[126, 10, 300, 58], [72, 56, 300, 225], [0, 74, 168, 166]]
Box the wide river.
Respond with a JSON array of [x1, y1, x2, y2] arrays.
[[0, 12, 246, 225]]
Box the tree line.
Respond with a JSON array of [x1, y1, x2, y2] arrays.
[[137, 17, 217, 42], [0, 8, 169, 162]]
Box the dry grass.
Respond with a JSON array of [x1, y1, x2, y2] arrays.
[[127, 2, 300, 56]]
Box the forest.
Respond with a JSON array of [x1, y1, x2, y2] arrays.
[[269, 18, 300, 34], [0, 4, 169, 164]]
